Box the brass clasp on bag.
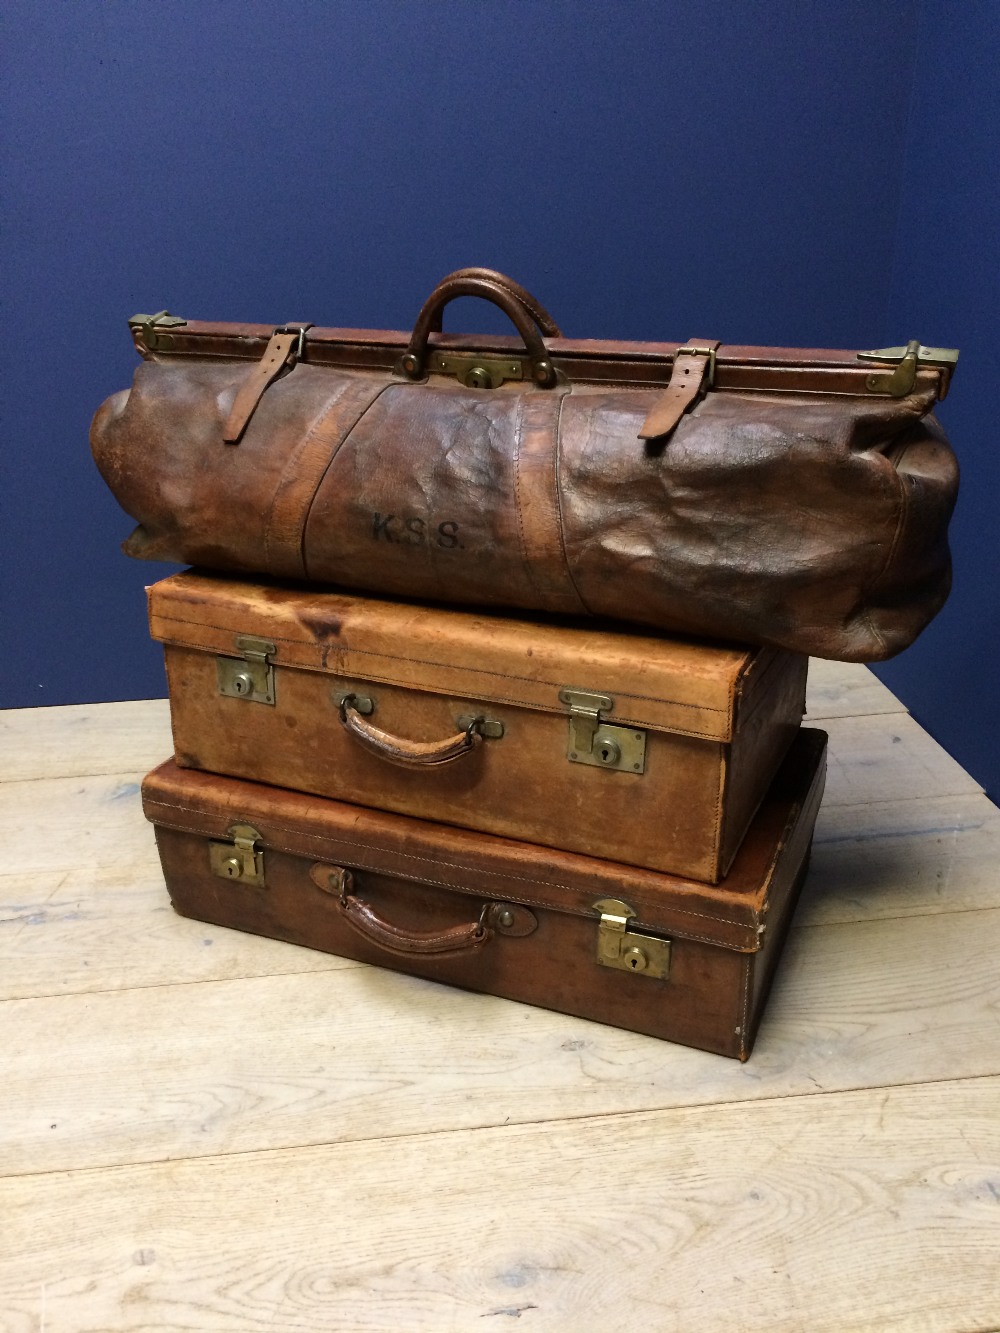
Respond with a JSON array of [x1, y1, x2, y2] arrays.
[[422, 352, 526, 390], [216, 637, 276, 706], [558, 689, 646, 774], [858, 341, 959, 397], [209, 823, 266, 887], [127, 310, 187, 353], [593, 898, 670, 979]]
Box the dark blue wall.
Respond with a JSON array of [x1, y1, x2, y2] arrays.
[[3, 2, 995, 795], [871, 0, 1000, 800]]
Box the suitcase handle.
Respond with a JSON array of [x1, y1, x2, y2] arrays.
[[402, 269, 561, 387], [339, 695, 487, 768], [315, 866, 494, 955]]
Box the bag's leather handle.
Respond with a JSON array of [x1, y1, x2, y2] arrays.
[[425, 268, 562, 338], [339, 695, 486, 768], [403, 270, 560, 387], [311, 865, 493, 956]]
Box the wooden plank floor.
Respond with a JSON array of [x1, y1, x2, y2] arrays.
[[1, 660, 998, 1332]]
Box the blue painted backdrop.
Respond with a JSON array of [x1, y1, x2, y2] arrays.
[[3, 0, 997, 797]]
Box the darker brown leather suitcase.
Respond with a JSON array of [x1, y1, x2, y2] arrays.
[[149, 570, 808, 882], [141, 727, 826, 1060]]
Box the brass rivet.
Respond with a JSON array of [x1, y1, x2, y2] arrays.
[[533, 360, 554, 386], [497, 908, 515, 929]]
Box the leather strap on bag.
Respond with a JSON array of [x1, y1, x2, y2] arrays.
[[639, 340, 720, 442], [223, 324, 312, 444]]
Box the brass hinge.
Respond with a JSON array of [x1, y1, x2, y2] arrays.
[[127, 310, 187, 353], [593, 898, 670, 979], [558, 688, 646, 774], [217, 636, 276, 706], [209, 822, 266, 887], [858, 341, 959, 397]]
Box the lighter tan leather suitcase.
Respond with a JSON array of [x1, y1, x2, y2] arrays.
[[149, 570, 808, 882], [142, 728, 826, 1060]]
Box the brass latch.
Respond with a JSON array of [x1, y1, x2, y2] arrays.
[[593, 898, 671, 979], [558, 689, 646, 774], [425, 352, 526, 389], [217, 636, 276, 706], [209, 823, 265, 887], [858, 341, 959, 397], [127, 310, 187, 353]]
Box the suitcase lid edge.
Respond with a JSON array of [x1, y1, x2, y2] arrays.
[[146, 571, 796, 742], [142, 728, 827, 953]]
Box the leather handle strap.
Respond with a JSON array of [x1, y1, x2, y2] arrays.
[[339, 696, 486, 768], [426, 268, 561, 338], [310, 865, 493, 956], [638, 340, 721, 442], [341, 894, 491, 955], [223, 323, 312, 445], [404, 272, 559, 387]]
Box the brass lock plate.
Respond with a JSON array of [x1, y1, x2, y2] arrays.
[[217, 636, 276, 706], [558, 689, 646, 774], [593, 898, 670, 980], [209, 823, 266, 887], [427, 352, 525, 389]]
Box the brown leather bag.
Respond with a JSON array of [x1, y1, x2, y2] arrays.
[[91, 268, 959, 661]]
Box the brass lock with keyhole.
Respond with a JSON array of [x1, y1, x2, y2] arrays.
[[465, 366, 494, 389], [593, 898, 670, 979], [209, 823, 266, 887], [559, 689, 646, 774], [216, 637, 276, 706]]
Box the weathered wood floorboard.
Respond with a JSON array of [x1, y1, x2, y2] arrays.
[[1, 668, 997, 1333], [1, 1078, 997, 1333], [3, 903, 999, 1178]]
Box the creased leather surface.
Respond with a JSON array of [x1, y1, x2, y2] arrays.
[[91, 330, 958, 662]]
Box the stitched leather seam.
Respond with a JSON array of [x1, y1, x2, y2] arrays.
[[739, 954, 753, 1058], [145, 796, 759, 934], [860, 433, 912, 654], [553, 388, 592, 615], [262, 380, 382, 573], [710, 747, 725, 872], [510, 395, 536, 597], [298, 380, 395, 580]]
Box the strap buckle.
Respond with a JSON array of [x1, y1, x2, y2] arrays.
[[676, 341, 718, 388], [274, 323, 312, 362]]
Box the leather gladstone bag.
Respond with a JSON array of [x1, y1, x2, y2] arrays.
[[91, 268, 960, 662]]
